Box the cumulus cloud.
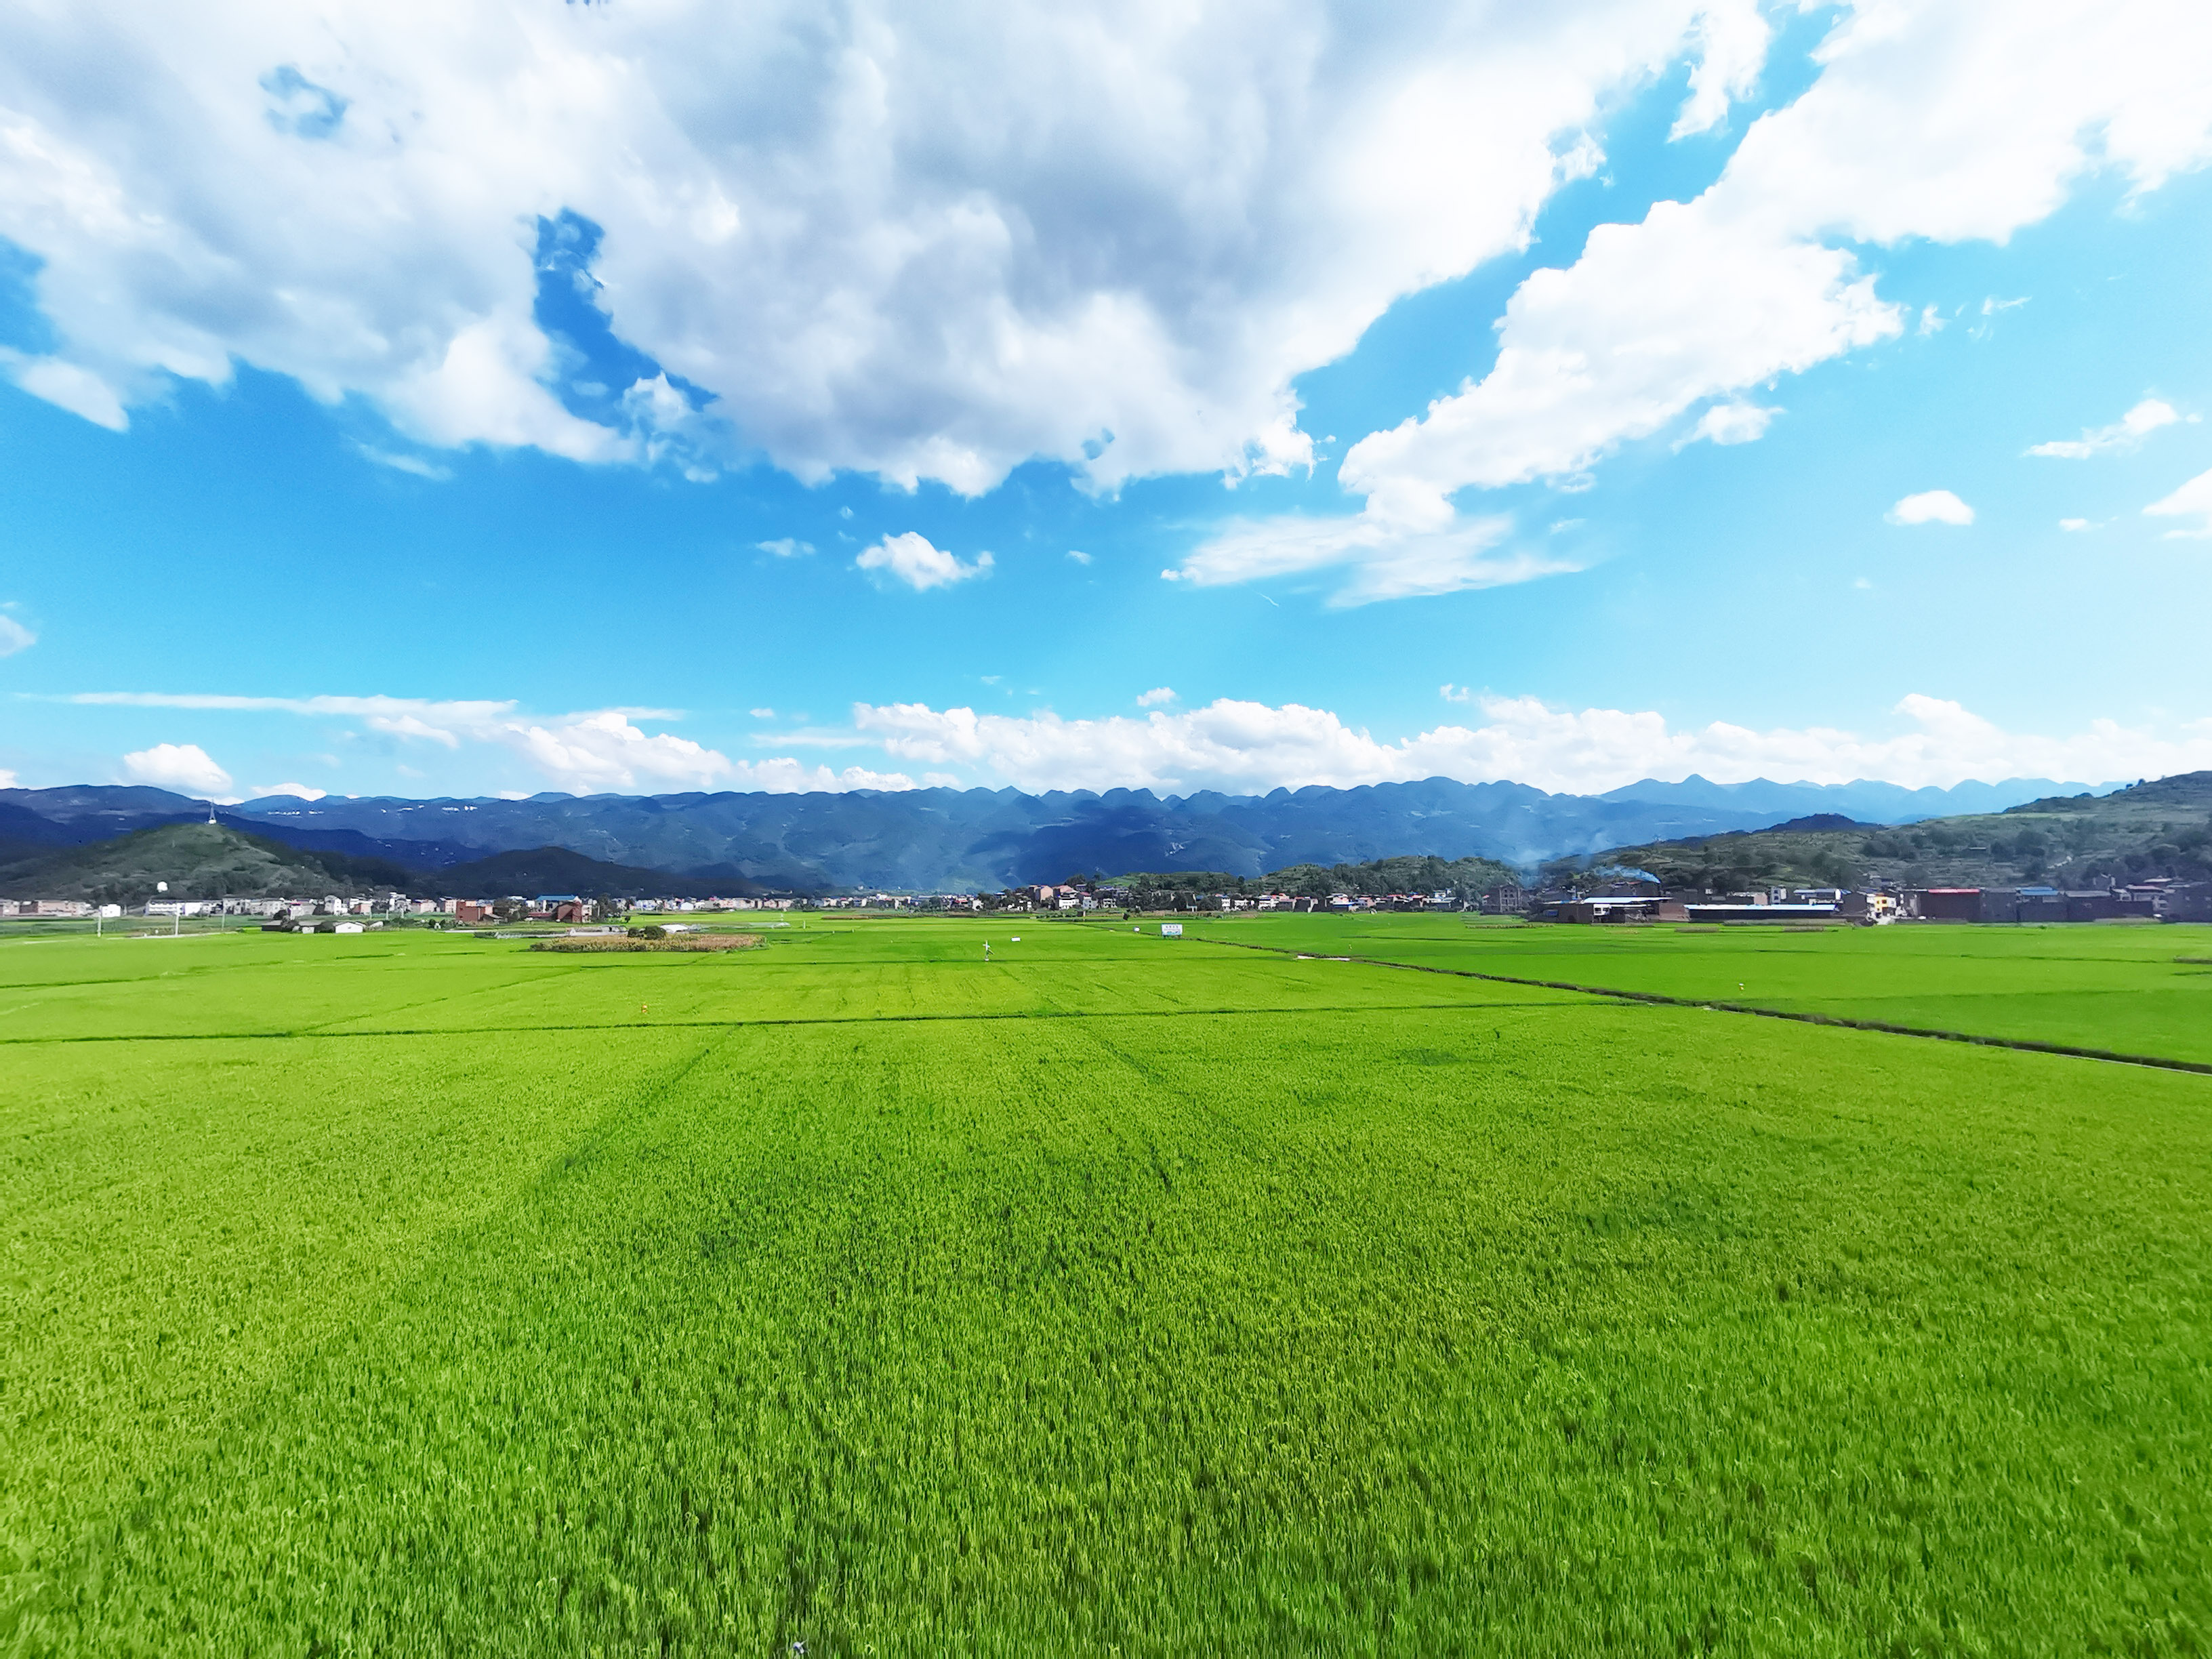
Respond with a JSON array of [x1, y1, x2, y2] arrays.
[[1669, 0, 1769, 140], [856, 532, 992, 592], [0, 0, 1771, 495], [0, 612, 36, 655], [1343, 201, 1900, 525], [1136, 687, 1176, 708], [122, 741, 233, 796], [2145, 468, 2212, 537], [2028, 398, 2187, 458], [1332, 1, 2212, 535], [852, 692, 2204, 796], [1887, 489, 1974, 526]]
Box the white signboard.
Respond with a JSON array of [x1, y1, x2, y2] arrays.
[[1160, 923, 1183, 937]]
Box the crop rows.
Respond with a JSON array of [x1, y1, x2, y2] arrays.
[[4, 923, 2209, 1652]]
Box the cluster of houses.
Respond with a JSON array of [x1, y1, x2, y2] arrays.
[[1498, 876, 2212, 925], [15, 872, 2209, 929]]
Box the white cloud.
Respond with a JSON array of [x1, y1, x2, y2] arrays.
[[0, 613, 36, 655], [1677, 399, 1782, 449], [2145, 468, 2212, 537], [250, 781, 327, 800], [1343, 200, 1900, 524], [1136, 687, 1176, 708], [749, 707, 776, 719], [757, 538, 813, 559], [1439, 683, 1473, 703], [856, 532, 992, 592], [56, 687, 921, 795], [1670, 0, 1769, 140], [1887, 489, 1974, 526], [9, 355, 127, 429], [853, 692, 2205, 796], [1334, 0, 2212, 530], [0, 769, 16, 788], [2028, 398, 2186, 458], [2058, 517, 2094, 531], [1065, 550, 1093, 565], [1166, 509, 1570, 607], [0, 1, 1769, 495], [122, 741, 232, 796], [356, 445, 451, 480], [721, 759, 917, 792], [479, 709, 737, 792]]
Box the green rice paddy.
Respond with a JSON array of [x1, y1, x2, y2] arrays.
[[1198, 912, 2212, 1068], [5, 917, 2209, 1654]]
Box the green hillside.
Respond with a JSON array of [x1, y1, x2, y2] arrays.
[[426, 844, 731, 900], [1111, 852, 1519, 903], [0, 822, 373, 905], [1556, 771, 2212, 891]]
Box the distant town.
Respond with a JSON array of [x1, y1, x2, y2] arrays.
[[14, 871, 2211, 928]]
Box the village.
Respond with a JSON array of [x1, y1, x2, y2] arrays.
[[13, 872, 2211, 928]]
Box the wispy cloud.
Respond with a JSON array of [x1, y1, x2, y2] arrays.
[[2028, 398, 2187, 459], [46, 690, 895, 795], [1136, 687, 1176, 708], [356, 444, 452, 480], [0, 611, 35, 657], [756, 537, 814, 558], [1166, 510, 1569, 607], [2146, 468, 2212, 538]]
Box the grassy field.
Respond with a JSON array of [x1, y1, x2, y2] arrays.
[[1188, 912, 2212, 1067], [5, 918, 2209, 1654]]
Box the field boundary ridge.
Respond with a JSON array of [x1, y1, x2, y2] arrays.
[[1207, 937, 2212, 1077]]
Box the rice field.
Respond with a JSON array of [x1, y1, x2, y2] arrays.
[[1195, 912, 2212, 1067], [4, 918, 2209, 1654]]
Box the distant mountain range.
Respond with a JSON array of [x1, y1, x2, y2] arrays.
[[0, 823, 739, 906], [0, 775, 2112, 892]]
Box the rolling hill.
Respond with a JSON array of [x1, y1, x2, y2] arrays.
[[0, 823, 371, 906], [1557, 771, 2212, 893], [423, 846, 756, 900]]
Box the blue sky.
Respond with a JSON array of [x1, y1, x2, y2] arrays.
[[3, 0, 2210, 802]]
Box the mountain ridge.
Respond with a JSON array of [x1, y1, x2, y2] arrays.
[[0, 775, 2112, 892]]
